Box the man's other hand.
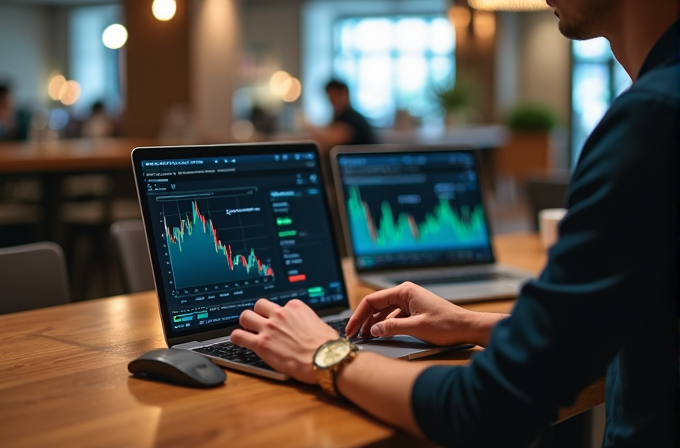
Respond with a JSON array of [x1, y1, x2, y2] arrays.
[[230, 298, 339, 384], [345, 282, 505, 347]]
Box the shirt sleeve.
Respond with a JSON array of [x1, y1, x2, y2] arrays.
[[411, 88, 678, 447]]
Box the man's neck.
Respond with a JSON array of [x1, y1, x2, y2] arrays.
[[606, 2, 676, 82]]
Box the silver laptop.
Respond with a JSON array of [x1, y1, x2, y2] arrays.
[[132, 142, 471, 381], [331, 145, 534, 303]]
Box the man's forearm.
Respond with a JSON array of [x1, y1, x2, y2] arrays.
[[332, 311, 506, 438], [467, 312, 508, 347], [335, 352, 431, 438]]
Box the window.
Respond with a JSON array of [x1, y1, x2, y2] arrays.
[[332, 16, 455, 128], [571, 38, 630, 165], [69, 5, 123, 118]]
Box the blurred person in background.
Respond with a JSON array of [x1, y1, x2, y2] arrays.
[[0, 84, 29, 141], [81, 101, 116, 138], [307, 79, 377, 256], [307, 79, 377, 152]]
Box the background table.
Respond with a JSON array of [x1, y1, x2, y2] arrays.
[[0, 234, 604, 448], [0, 138, 157, 173], [0, 138, 156, 243]]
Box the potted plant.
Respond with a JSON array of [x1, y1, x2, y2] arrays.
[[433, 76, 483, 127], [506, 103, 559, 132], [494, 102, 561, 183]]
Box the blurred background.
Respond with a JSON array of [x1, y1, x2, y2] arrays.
[[0, 0, 629, 155], [0, 0, 629, 303]]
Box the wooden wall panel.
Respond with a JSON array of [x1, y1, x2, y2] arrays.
[[123, 0, 190, 137]]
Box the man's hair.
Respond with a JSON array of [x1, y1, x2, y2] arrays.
[[0, 84, 9, 96], [325, 79, 349, 92]]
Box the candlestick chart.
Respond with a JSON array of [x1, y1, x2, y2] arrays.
[[163, 199, 274, 289], [347, 186, 488, 255]]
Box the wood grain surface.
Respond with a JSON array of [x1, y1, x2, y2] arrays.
[[0, 234, 603, 448], [0, 138, 157, 173]]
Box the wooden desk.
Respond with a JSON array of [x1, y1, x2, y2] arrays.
[[0, 234, 604, 448], [0, 138, 157, 173]]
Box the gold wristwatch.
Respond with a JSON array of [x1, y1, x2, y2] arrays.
[[313, 337, 359, 398]]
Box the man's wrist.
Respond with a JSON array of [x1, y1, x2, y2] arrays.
[[313, 337, 359, 397], [465, 311, 507, 346]]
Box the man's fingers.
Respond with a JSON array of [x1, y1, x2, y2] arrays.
[[361, 307, 399, 338], [346, 283, 413, 336], [239, 309, 267, 332], [230, 328, 258, 349], [371, 314, 422, 338], [253, 298, 281, 317]]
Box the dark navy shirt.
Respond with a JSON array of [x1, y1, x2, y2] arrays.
[[412, 22, 679, 447], [333, 107, 377, 145]]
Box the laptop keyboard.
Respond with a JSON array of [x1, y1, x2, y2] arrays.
[[192, 318, 351, 370], [390, 272, 515, 286], [193, 342, 275, 370], [327, 317, 350, 337]]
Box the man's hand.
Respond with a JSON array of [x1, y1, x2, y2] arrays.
[[345, 282, 506, 347], [230, 299, 339, 384]]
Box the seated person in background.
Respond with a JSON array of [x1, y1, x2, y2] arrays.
[[308, 80, 378, 256], [307, 79, 377, 152], [230, 1, 678, 446], [81, 101, 116, 138], [0, 84, 29, 141]]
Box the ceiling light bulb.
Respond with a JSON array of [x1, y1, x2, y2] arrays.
[[468, 0, 550, 11], [48, 75, 66, 101], [281, 78, 302, 103], [102, 24, 128, 49], [153, 0, 177, 21], [269, 70, 292, 96]]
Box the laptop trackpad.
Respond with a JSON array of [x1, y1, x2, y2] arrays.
[[357, 335, 465, 359]]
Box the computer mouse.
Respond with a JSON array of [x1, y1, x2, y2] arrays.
[[128, 348, 226, 388]]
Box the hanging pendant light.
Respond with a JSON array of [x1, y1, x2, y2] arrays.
[[468, 0, 550, 11]]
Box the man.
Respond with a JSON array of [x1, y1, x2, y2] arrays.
[[308, 79, 377, 151], [308, 79, 377, 256], [231, 1, 678, 446]]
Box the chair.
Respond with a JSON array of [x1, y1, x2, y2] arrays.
[[60, 174, 141, 299], [525, 171, 571, 231], [110, 219, 155, 293], [0, 242, 70, 314], [0, 177, 44, 247]]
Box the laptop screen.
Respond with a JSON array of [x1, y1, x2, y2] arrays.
[[134, 144, 348, 340], [335, 149, 494, 272]]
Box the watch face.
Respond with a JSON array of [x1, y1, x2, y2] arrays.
[[314, 339, 351, 368]]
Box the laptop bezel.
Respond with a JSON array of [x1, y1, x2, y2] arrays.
[[330, 144, 497, 275], [131, 141, 351, 347]]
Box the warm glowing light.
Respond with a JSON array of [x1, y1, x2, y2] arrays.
[[473, 10, 496, 38], [58, 80, 81, 105], [152, 0, 177, 21], [102, 24, 128, 49], [48, 75, 66, 101], [448, 5, 471, 30], [231, 120, 255, 142], [281, 78, 302, 102], [269, 71, 292, 96], [468, 0, 550, 11]]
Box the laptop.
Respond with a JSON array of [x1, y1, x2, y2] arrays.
[[131, 142, 471, 381], [331, 144, 534, 303]]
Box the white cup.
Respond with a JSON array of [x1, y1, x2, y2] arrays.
[[539, 208, 567, 249]]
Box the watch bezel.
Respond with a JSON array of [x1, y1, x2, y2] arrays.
[[313, 338, 353, 369]]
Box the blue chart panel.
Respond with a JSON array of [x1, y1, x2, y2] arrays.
[[164, 199, 274, 290], [347, 185, 489, 255]]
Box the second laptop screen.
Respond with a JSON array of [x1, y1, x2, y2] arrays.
[[336, 151, 494, 271]]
